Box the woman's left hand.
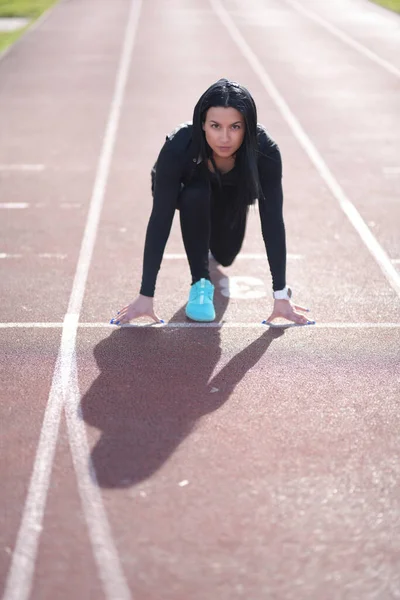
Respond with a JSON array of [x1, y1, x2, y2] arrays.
[[265, 299, 315, 326]]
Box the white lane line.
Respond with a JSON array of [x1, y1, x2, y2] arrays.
[[65, 353, 133, 600], [1, 322, 400, 329], [0, 252, 300, 260], [112, 322, 400, 329], [0, 164, 45, 171], [392, 259, 400, 264], [0, 323, 64, 328], [2, 0, 142, 598], [383, 167, 400, 176], [1, 348, 65, 596], [0, 203, 81, 210], [60, 202, 82, 209], [0, 253, 66, 259], [164, 253, 304, 259], [211, 0, 400, 299], [283, 0, 400, 79], [0, 203, 29, 209], [37, 253, 67, 259]]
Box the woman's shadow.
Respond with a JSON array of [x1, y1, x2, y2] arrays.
[[80, 266, 284, 488]]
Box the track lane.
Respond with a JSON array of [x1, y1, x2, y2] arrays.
[[75, 324, 400, 599], [222, 0, 400, 276], [0, 330, 60, 590], [83, 0, 400, 324], [76, 0, 400, 597], [283, 0, 400, 73], [1, 1, 139, 598], [0, 0, 133, 322]]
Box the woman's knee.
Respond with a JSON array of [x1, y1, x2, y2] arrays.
[[219, 257, 235, 267], [210, 251, 236, 267]]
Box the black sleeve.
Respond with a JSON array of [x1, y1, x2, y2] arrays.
[[139, 138, 184, 297], [257, 142, 287, 292]]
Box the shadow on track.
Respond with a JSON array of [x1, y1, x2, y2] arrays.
[[80, 267, 284, 488]]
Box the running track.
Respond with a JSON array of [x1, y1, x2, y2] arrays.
[[1, 0, 400, 598]]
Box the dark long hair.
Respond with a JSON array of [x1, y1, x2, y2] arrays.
[[191, 78, 261, 215]]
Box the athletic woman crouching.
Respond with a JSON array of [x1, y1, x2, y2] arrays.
[[112, 79, 315, 326]]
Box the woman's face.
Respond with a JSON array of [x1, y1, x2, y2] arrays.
[[202, 106, 246, 159]]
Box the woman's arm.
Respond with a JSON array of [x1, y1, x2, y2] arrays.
[[257, 135, 315, 326], [139, 138, 184, 297], [111, 128, 189, 325], [257, 144, 287, 291]]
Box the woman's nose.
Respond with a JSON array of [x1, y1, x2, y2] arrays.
[[220, 129, 230, 143]]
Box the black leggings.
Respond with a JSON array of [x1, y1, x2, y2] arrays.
[[178, 179, 247, 285]]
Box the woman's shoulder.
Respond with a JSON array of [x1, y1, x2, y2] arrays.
[[256, 123, 280, 156], [164, 121, 193, 151], [154, 122, 194, 176]]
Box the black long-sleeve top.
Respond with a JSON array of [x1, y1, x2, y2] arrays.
[[140, 122, 287, 297]]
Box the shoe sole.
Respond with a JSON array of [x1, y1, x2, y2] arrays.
[[185, 308, 216, 322]]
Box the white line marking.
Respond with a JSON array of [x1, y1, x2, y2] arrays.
[[38, 253, 67, 259], [0, 323, 64, 328], [0, 164, 45, 171], [60, 202, 82, 209], [115, 322, 400, 329], [392, 259, 400, 265], [219, 275, 266, 299], [164, 253, 304, 259], [211, 0, 400, 299], [1, 349, 65, 595], [383, 167, 400, 175], [2, 0, 142, 597], [0, 203, 29, 209], [283, 0, 400, 79], [0, 253, 66, 259], [64, 354, 133, 600], [0, 322, 399, 329]]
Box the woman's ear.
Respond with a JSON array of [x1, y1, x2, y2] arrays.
[[202, 121, 205, 131]]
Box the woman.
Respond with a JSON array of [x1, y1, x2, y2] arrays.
[[112, 79, 315, 326]]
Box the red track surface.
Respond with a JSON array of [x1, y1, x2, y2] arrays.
[[1, 0, 400, 598]]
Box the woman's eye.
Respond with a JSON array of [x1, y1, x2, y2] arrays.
[[232, 124, 241, 130], [211, 123, 219, 129]]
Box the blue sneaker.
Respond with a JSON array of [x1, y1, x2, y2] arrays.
[[185, 278, 215, 322]]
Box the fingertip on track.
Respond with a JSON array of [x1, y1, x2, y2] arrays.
[[262, 320, 316, 329]]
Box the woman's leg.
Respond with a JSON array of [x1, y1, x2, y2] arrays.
[[179, 180, 248, 283], [209, 186, 247, 266], [179, 179, 211, 284]]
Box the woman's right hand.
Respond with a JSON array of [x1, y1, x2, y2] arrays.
[[110, 294, 163, 325]]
